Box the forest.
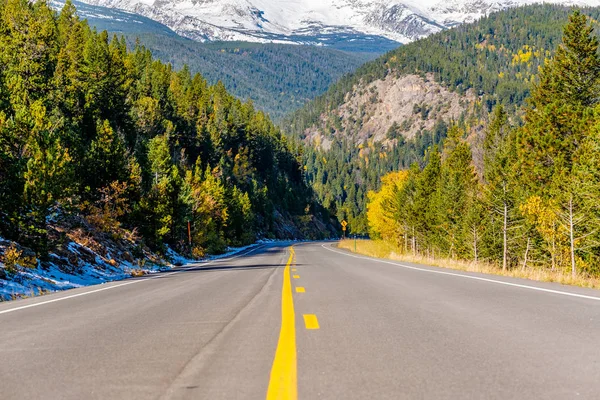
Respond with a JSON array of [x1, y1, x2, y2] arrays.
[[367, 11, 600, 276], [286, 4, 600, 235], [0, 0, 331, 261], [123, 35, 373, 122]]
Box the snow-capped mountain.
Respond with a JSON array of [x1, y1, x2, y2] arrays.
[[77, 0, 600, 45]]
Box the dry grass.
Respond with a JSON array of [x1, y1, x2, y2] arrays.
[[107, 259, 119, 267], [338, 239, 600, 290], [8, 287, 51, 301], [130, 269, 147, 277]]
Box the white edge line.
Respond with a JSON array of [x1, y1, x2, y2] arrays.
[[322, 244, 600, 302], [0, 244, 268, 316]]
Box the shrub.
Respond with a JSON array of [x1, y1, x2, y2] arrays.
[[192, 247, 205, 259], [2, 244, 22, 273]]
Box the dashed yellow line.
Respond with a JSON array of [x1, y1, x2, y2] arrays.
[[292, 275, 300, 279], [266, 247, 297, 400], [291, 268, 297, 272], [295, 287, 305, 293], [303, 314, 320, 330]]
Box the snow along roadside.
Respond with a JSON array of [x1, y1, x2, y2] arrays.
[[0, 240, 269, 301], [0, 243, 270, 314]]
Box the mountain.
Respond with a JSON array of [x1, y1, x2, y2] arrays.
[[51, 0, 376, 120], [49, 0, 180, 36], [284, 4, 600, 233], [75, 0, 600, 47]]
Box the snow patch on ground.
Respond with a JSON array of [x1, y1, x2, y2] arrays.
[[0, 245, 168, 301], [0, 239, 267, 301]]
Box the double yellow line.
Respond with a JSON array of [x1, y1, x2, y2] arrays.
[[266, 247, 297, 400]]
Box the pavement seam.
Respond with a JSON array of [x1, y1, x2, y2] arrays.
[[159, 248, 285, 400]]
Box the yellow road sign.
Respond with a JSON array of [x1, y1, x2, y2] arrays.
[[341, 220, 348, 228]]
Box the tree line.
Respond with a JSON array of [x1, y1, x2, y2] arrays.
[[367, 11, 600, 276], [0, 0, 330, 258]]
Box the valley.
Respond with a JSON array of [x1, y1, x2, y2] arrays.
[[4, 1, 600, 399], [51, 0, 378, 120]]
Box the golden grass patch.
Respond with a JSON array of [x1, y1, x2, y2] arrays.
[[337, 239, 600, 290]]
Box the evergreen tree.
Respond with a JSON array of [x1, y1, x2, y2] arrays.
[[413, 148, 442, 251], [433, 126, 479, 259], [530, 10, 600, 108], [23, 104, 73, 251], [482, 105, 518, 269], [85, 120, 127, 192]]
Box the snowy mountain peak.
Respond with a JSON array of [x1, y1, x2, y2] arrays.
[[77, 0, 600, 45]]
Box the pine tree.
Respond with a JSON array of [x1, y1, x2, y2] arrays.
[[186, 164, 229, 254], [434, 126, 479, 259], [23, 103, 73, 251], [225, 186, 255, 246], [482, 105, 519, 269], [0, 0, 58, 111], [531, 10, 600, 108], [85, 120, 127, 192], [414, 147, 442, 252]]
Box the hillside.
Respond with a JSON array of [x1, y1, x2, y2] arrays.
[[124, 36, 375, 121], [51, 0, 376, 121], [0, 0, 335, 293], [365, 9, 600, 277], [285, 4, 600, 233]]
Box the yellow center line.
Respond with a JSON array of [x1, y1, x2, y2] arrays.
[[291, 268, 297, 272], [266, 247, 297, 400], [303, 314, 320, 330], [292, 275, 300, 279], [295, 287, 305, 293]]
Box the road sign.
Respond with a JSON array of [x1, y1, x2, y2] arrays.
[[341, 220, 348, 228]]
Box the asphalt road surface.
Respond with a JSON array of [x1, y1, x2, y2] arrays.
[[2, 242, 600, 399]]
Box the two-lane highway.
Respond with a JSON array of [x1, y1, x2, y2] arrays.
[[2, 242, 600, 399]]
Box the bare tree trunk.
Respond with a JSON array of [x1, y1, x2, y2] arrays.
[[473, 226, 478, 263], [404, 229, 408, 254], [569, 194, 576, 278], [551, 225, 556, 272], [503, 201, 508, 271], [412, 226, 416, 256], [521, 237, 530, 272]]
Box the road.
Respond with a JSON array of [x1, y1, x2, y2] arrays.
[[2, 242, 600, 399]]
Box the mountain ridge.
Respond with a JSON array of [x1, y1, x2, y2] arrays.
[[76, 0, 600, 46]]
